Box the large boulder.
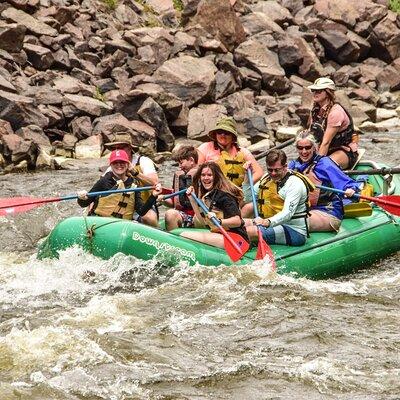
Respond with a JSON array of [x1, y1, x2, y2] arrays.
[[187, 0, 246, 51], [0, 23, 26, 52], [153, 55, 217, 106]]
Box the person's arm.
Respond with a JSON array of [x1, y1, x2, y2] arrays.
[[213, 192, 244, 228], [136, 157, 158, 185], [186, 186, 207, 226], [135, 184, 162, 216], [77, 177, 108, 208], [242, 148, 263, 183], [318, 126, 340, 156]]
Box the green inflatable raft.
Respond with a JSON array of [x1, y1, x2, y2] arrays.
[[37, 161, 400, 279]]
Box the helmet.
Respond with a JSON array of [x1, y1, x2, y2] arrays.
[[109, 149, 130, 164], [307, 77, 336, 91]]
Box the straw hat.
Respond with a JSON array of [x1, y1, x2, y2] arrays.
[[208, 117, 238, 141], [307, 77, 336, 91], [104, 133, 139, 150]]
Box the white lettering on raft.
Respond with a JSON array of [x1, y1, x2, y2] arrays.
[[131, 232, 196, 262]]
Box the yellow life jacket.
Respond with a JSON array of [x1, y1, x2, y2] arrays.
[[217, 150, 246, 187], [94, 179, 136, 220], [202, 193, 225, 233], [257, 171, 315, 219], [132, 164, 152, 203]]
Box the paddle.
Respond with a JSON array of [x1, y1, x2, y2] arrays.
[[162, 188, 187, 201], [316, 184, 400, 217], [191, 193, 249, 262], [247, 168, 276, 267], [0, 186, 154, 216]]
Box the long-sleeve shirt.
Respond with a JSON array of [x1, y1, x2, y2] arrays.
[[243, 173, 308, 235], [77, 171, 156, 217]]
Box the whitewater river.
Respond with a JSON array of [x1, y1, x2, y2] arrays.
[[0, 132, 399, 399]]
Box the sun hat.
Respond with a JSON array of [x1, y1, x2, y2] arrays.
[[208, 117, 238, 141], [109, 149, 130, 164], [307, 77, 336, 91], [104, 133, 139, 150]]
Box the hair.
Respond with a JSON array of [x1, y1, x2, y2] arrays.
[[172, 145, 198, 163], [309, 88, 336, 127], [193, 161, 243, 203], [295, 130, 317, 146], [265, 149, 287, 166]]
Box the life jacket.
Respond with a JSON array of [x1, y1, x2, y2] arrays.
[[94, 179, 136, 220], [217, 149, 246, 187], [310, 103, 357, 153], [299, 155, 336, 207], [172, 167, 196, 214], [202, 191, 225, 233], [257, 171, 315, 219]]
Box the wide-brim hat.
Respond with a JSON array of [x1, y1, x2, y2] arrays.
[[104, 133, 139, 150], [307, 77, 336, 91], [208, 117, 238, 141]]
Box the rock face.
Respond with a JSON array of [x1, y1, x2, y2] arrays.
[[0, 0, 400, 172]]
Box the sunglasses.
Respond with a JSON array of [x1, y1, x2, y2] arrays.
[[311, 89, 325, 94], [267, 166, 285, 173], [296, 145, 313, 151]]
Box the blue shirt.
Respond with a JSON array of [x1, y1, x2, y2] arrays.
[[288, 154, 360, 220]]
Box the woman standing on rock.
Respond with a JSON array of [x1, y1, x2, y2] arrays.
[[197, 117, 263, 188], [307, 77, 359, 169]]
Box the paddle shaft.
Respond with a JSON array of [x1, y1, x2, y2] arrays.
[[162, 188, 187, 200], [345, 167, 400, 176], [247, 169, 260, 219], [255, 138, 295, 161], [191, 193, 244, 255], [0, 186, 154, 210], [316, 184, 399, 207]]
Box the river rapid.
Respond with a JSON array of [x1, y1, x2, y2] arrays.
[[0, 132, 399, 400]]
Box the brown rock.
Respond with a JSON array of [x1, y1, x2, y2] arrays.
[[241, 12, 284, 36], [251, 1, 293, 26], [153, 55, 217, 106], [70, 116, 92, 139], [0, 74, 16, 93], [0, 23, 26, 52], [23, 43, 54, 70], [62, 94, 113, 118], [138, 97, 175, 151], [188, 0, 246, 51], [1, 7, 58, 36]]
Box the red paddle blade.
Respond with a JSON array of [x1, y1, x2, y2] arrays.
[[374, 195, 400, 216], [0, 197, 40, 216], [223, 232, 250, 262], [255, 229, 276, 269]]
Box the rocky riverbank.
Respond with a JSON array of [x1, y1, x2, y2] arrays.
[[0, 0, 399, 173]]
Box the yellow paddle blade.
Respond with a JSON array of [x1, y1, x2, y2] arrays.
[[344, 202, 373, 218]]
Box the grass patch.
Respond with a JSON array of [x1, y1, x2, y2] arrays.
[[389, 0, 400, 13], [172, 0, 184, 12], [93, 87, 106, 103]]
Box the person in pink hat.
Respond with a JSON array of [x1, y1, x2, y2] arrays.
[[77, 149, 162, 222]]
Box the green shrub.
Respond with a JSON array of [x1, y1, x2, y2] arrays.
[[101, 0, 118, 10], [390, 0, 400, 13], [172, 0, 184, 11], [93, 87, 105, 103]]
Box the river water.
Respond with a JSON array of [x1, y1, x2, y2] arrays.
[[0, 132, 399, 399]]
